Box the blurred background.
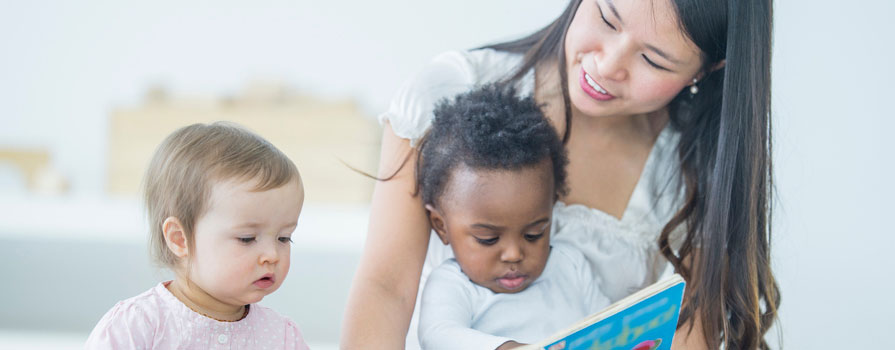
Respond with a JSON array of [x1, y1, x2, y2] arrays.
[[0, 0, 892, 349]]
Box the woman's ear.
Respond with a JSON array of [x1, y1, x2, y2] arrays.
[[694, 60, 726, 81], [711, 59, 726, 72], [162, 217, 190, 258], [425, 204, 450, 245]]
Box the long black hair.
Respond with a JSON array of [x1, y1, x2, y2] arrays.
[[483, 0, 780, 348]]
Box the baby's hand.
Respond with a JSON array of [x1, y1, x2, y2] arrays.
[[496, 340, 528, 350]]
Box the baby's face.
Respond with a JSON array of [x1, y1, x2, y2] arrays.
[[432, 162, 554, 294], [186, 176, 304, 307]]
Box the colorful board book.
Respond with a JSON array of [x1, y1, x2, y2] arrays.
[[518, 274, 686, 350]]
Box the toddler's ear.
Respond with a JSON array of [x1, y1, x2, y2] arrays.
[[424, 204, 449, 245], [162, 217, 190, 258]]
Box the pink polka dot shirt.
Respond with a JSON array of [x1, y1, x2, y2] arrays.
[[85, 282, 310, 350]]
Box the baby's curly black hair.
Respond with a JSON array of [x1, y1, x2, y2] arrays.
[[416, 83, 568, 207]]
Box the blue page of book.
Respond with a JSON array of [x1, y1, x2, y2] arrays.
[[544, 281, 685, 350]]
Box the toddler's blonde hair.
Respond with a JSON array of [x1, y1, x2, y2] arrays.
[[143, 121, 300, 268]]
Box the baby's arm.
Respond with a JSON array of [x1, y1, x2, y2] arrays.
[[418, 261, 516, 350], [84, 301, 154, 349]]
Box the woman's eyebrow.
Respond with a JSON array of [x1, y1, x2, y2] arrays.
[[604, 0, 625, 25], [645, 43, 683, 64]]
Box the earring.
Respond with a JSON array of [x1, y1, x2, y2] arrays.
[[689, 78, 699, 95]]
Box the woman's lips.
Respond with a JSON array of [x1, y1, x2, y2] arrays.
[[579, 68, 615, 101]]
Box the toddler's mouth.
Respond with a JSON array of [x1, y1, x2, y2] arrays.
[[253, 274, 275, 289], [496, 273, 527, 291]]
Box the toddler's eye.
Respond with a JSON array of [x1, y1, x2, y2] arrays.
[[475, 237, 498, 246], [238, 237, 256, 243], [278, 237, 294, 244], [524, 233, 545, 242]]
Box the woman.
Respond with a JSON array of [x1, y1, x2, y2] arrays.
[[342, 0, 780, 348]]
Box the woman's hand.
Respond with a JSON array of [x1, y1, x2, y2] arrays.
[[497, 340, 528, 350], [340, 122, 433, 349]]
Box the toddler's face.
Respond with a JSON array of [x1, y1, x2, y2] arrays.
[[187, 177, 304, 307], [431, 162, 554, 294]]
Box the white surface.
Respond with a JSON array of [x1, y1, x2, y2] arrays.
[[0, 0, 566, 194], [0, 194, 368, 253], [0, 330, 338, 350]]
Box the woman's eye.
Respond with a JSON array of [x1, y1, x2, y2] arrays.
[[524, 233, 545, 242], [238, 237, 256, 243], [278, 237, 294, 244], [642, 54, 670, 71], [475, 237, 499, 246], [597, 3, 617, 30]]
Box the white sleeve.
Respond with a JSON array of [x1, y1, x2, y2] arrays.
[[418, 261, 513, 350], [558, 243, 612, 315], [378, 50, 478, 147]]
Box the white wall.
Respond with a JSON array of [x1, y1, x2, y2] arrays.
[[771, 0, 895, 347], [0, 0, 565, 194], [2, 0, 894, 348]]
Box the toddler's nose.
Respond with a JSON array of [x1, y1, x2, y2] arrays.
[[259, 243, 280, 265], [500, 244, 523, 263]]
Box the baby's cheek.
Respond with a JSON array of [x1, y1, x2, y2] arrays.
[[463, 263, 492, 286], [279, 255, 291, 277]]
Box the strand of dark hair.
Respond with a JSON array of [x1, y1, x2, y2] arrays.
[[659, 0, 781, 348], [480, 1, 581, 145]]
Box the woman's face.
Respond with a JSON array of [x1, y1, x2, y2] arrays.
[[565, 0, 706, 119]]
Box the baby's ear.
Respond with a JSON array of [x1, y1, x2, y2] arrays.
[[162, 217, 190, 258], [425, 204, 449, 245]]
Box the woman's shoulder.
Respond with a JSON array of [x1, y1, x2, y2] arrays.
[[427, 48, 524, 82], [379, 48, 527, 146]]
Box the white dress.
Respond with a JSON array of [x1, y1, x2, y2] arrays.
[[379, 49, 687, 349]]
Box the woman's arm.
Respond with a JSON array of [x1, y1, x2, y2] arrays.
[[671, 312, 708, 350], [670, 251, 709, 350], [340, 122, 433, 349]]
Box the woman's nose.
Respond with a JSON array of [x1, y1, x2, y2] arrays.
[[594, 44, 629, 82]]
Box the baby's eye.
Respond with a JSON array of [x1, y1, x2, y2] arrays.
[[524, 233, 545, 242], [475, 237, 498, 246], [278, 237, 294, 244], [238, 237, 256, 244]]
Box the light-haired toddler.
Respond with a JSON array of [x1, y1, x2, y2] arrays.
[[86, 122, 310, 349]]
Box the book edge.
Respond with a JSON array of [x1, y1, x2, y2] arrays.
[[522, 273, 685, 349]]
